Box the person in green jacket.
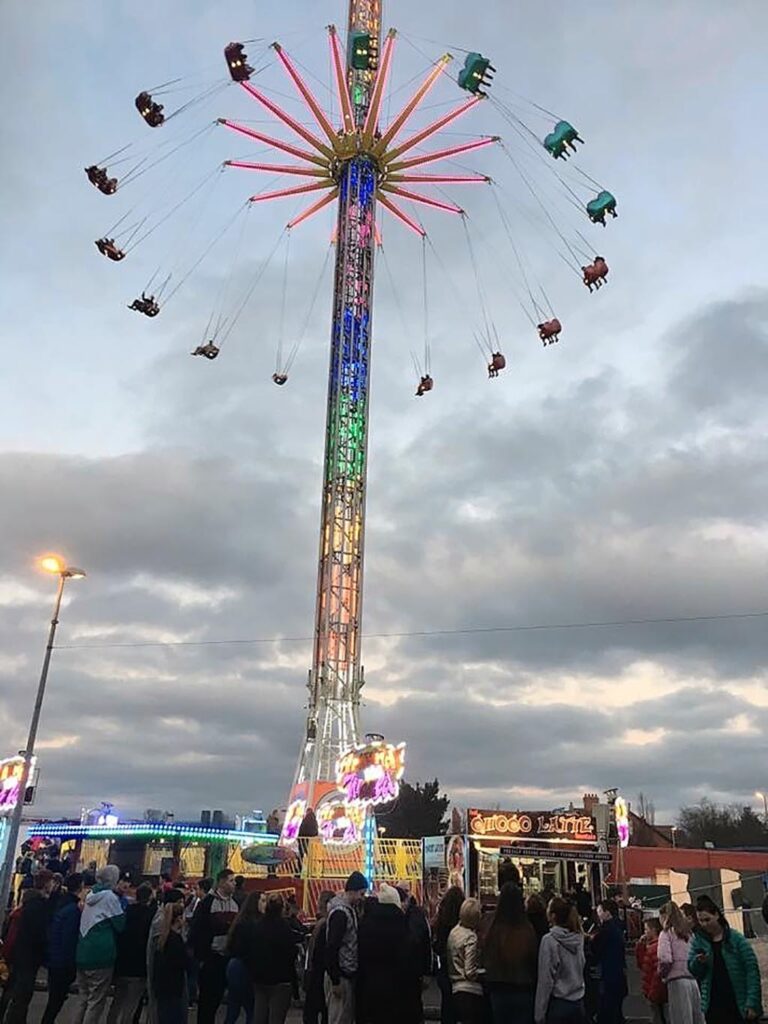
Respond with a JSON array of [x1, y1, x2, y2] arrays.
[[75, 865, 126, 1024], [688, 895, 762, 1024]]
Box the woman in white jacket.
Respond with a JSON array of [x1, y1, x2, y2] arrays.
[[658, 902, 702, 1024], [447, 899, 485, 1024]]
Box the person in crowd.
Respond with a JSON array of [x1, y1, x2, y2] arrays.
[[42, 873, 84, 1024], [573, 883, 593, 925], [224, 892, 262, 1024], [499, 860, 522, 890], [75, 864, 126, 1024], [657, 901, 701, 1024], [152, 903, 187, 1024], [0, 890, 39, 1024], [4, 869, 55, 1024], [358, 884, 421, 1024], [635, 918, 666, 1024], [447, 898, 485, 1024], [325, 871, 369, 1024], [244, 894, 297, 1024], [589, 899, 627, 1024], [526, 895, 549, 947], [433, 887, 465, 1024], [484, 883, 538, 1024], [304, 890, 334, 1024], [106, 882, 155, 1024], [534, 897, 585, 1024], [148, 890, 186, 1024], [232, 878, 247, 911], [396, 884, 432, 1022], [680, 905, 698, 936], [191, 869, 239, 1024], [183, 878, 211, 1005], [689, 895, 762, 1024]]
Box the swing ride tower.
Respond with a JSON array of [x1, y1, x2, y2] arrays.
[[289, 0, 383, 816]]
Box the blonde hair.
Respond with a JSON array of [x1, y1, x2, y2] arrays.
[[459, 897, 482, 930], [158, 902, 184, 950], [660, 901, 691, 940]]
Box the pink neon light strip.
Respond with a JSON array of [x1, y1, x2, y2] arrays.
[[384, 96, 483, 163], [249, 181, 335, 203], [382, 184, 463, 215], [273, 44, 339, 145], [328, 27, 355, 134], [226, 160, 330, 178], [288, 188, 339, 230], [375, 55, 451, 154], [391, 173, 489, 184], [388, 136, 498, 172], [219, 120, 327, 167], [377, 192, 426, 237], [362, 30, 397, 142], [240, 82, 334, 158]]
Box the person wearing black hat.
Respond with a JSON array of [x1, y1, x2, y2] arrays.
[[325, 871, 368, 1024]]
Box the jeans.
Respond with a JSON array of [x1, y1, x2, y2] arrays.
[[107, 977, 147, 1024], [597, 984, 626, 1024], [453, 992, 486, 1024], [324, 976, 355, 1024], [225, 959, 254, 1024], [546, 997, 586, 1024], [489, 988, 534, 1024], [41, 967, 77, 1024], [74, 968, 115, 1024], [156, 997, 187, 1024], [4, 965, 38, 1024], [197, 955, 228, 1024], [436, 969, 456, 1024], [253, 983, 292, 1024]]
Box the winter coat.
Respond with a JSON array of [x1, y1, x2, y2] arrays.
[[190, 890, 238, 959], [244, 916, 297, 986], [657, 929, 693, 983], [48, 892, 82, 970], [405, 901, 433, 977], [2, 907, 25, 964], [357, 903, 419, 1021], [535, 926, 586, 1024], [483, 921, 538, 990], [447, 924, 482, 997], [11, 891, 52, 970], [152, 931, 188, 1000], [115, 902, 155, 978], [635, 937, 667, 1005], [326, 896, 359, 983], [689, 928, 763, 1018], [590, 917, 626, 993], [76, 885, 125, 970]]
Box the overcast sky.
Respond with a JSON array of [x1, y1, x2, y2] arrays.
[[1, 0, 767, 827]]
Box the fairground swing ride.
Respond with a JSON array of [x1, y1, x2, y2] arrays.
[[87, 0, 619, 848]]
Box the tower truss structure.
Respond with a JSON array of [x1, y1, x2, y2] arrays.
[[220, 0, 495, 828]]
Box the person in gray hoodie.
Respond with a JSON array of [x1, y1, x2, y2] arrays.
[[534, 898, 586, 1024]]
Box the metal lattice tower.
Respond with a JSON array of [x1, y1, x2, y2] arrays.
[[290, 0, 383, 808]]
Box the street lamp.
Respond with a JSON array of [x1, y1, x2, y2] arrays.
[[0, 555, 86, 930], [755, 791, 768, 825]]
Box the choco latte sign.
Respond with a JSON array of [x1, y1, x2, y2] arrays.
[[468, 809, 597, 843]]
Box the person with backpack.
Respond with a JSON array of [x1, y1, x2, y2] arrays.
[[534, 897, 586, 1024]]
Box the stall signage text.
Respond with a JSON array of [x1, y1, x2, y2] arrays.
[[468, 809, 597, 842]]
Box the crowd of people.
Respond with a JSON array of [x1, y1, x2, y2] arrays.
[[434, 876, 764, 1024], [0, 857, 764, 1024]]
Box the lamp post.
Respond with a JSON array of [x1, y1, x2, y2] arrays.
[[756, 791, 768, 826], [0, 556, 86, 930]]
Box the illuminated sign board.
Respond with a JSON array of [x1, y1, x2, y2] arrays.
[[468, 809, 597, 843], [336, 740, 406, 807], [614, 797, 630, 848], [281, 799, 306, 843], [317, 799, 366, 845], [0, 757, 37, 816]]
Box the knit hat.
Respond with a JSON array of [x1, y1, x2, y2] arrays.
[[345, 870, 369, 893], [377, 883, 402, 907]]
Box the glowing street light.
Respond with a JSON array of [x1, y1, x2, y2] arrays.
[[0, 555, 86, 930]]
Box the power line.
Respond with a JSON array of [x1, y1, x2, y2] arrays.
[[54, 609, 768, 651]]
